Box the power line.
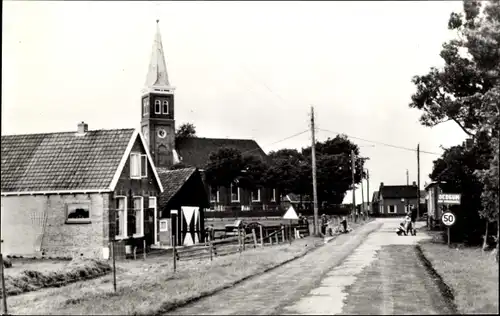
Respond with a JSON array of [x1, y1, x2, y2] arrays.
[[317, 128, 442, 156]]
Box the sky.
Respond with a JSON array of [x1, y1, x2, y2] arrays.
[[2, 1, 468, 205]]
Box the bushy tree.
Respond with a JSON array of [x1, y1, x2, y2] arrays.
[[410, 0, 499, 256], [204, 147, 245, 187]]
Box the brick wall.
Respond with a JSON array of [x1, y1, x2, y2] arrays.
[[1, 193, 110, 259]]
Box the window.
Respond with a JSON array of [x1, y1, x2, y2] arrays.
[[155, 100, 161, 114], [115, 197, 127, 238], [160, 219, 168, 232], [149, 197, 157, 244], [388, 205, 396, 213], [131, 197, 144, 237], [162, 100, 169, 114], [130, 153, 147, 179], [271, 189, 276, 202], [210, 186, 219, 202], [142, 98, 149, 116], [66, 203, 90, 224], [231, 183, 240, 202], [251, 188, 261, 202]]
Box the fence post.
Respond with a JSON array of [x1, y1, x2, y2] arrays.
[[111, 241, 117, 293], [172, 236, 177, 273], [242, 229, 246, 251], [0, 252, 7, 316], [209, 240, 213, 261], [260, 225, 264, 247], [281, 226, 285, 243], [275, 233, 279, 244], [252, 229, 257, 248], [238, 229, 242, 254], [143, 240, 146, 260]]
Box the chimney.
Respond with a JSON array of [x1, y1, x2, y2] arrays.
[[412, 181, 416, 186], [77, 121, 88, 135], [380, 182, 384, 188], [465, 138, 474, 150]]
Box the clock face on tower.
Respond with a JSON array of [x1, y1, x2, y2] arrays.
[[157, 128, 167, 139]]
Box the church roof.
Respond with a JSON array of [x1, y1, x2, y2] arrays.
[[144, 20, 171, 88], [379, 185, 418, 199], [1, 127, 163, 195], [175, 137, 269, 169]]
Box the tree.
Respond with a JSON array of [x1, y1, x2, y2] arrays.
[[265, 149, 307, 197], [175, 123, 197, 148], [302, 135, 366, 206], [409, 0, 500, 256], [204, 147, 244, 187], [238, 155, 269, 190]]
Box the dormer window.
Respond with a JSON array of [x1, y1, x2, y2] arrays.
[[130, 153, 148, 179], [155, 100, 161, 114], [162, 100, 169, 114]]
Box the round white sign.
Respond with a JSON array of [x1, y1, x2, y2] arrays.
[[441, 212, 456, 227]]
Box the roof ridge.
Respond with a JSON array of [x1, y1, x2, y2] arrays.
[[1, 128, 135, 138]]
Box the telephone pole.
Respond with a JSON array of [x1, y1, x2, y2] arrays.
[[366, 169, 370, 215], [361, 174, 365, 215], [417, 144, 421, 220], [310, 106, 319, 236], [406, 169, 409, 185], [351, 150, 356, 222]]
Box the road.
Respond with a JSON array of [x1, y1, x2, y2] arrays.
[[166, 218, 455, 315]]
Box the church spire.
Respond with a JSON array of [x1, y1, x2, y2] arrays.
[[143, 20, 174, 94]]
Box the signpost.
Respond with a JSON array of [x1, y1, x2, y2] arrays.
[[283, 206, 299, 245], [441, 211, 456, 247]]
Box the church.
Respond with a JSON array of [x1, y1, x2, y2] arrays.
[[142, 21, 281, 216]]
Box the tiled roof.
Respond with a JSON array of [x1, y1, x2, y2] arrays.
[[176, 137, 268, 168], [1, 129, 134, 193], [380, 185, 418, 199], [157, 167, 196, 209]]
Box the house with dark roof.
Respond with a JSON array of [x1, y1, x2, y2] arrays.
[[1, 123, 164, 259], [377, 182, 419, 216], [156, 167, 209, 246], [174, 137, 280, 214]]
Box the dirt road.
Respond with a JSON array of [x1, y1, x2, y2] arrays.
[[166, 218, 454, 315]]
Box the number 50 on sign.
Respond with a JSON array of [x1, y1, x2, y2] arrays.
[[441, 212, 456, 227]]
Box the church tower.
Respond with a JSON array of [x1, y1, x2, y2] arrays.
[[141, 20, 176, 168]]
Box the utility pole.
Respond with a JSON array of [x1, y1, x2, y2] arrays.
[[366, 169, 370, 215], [361, 174, 365, 216], [310, 106, 319, 236], [406, 169, 409, 185], [351, 150, 356, 222], [417, 144, 421, 220]]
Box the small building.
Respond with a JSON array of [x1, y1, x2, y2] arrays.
[[377, 182, 419, 216], [1, 123, 164, 259], [156, 167, 210, 247]]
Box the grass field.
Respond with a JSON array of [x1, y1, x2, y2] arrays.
[[5, 236, 325, 315], [419, 232, 499, 314]]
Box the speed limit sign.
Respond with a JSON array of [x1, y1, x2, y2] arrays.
[[441, 212, 456, 227]]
